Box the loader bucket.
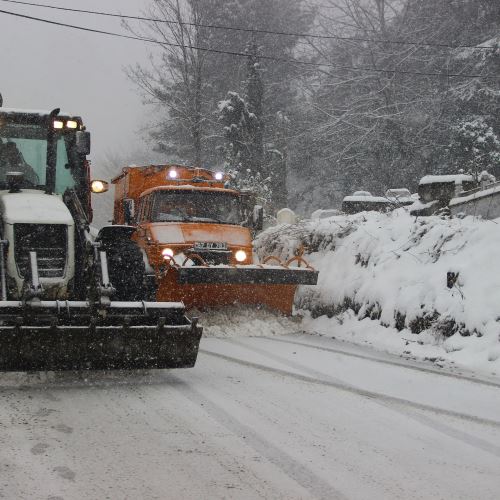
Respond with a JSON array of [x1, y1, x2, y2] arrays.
[[158, 265, 319, 315], [0, 301, 202, 372]]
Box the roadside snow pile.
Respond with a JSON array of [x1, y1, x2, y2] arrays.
[[195, 306, 303, 338], [303, 312, 500, 377], [255, 210, 500, 375]]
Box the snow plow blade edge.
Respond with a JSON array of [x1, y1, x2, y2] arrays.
[[177, 266, 319, 286], [0, 301, 203, 372]]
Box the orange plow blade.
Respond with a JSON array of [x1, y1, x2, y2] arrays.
[[157, 266, 318, 315]]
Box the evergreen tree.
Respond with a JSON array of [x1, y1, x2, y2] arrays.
[[218, 91, 257, 171], [128, 0, 312, 211]]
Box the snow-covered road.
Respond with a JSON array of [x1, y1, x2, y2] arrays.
[[1, 334, 499, 500]]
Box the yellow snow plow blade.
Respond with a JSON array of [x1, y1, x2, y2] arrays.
[[158, 263, 319, 315]]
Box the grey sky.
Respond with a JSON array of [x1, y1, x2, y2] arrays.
[[0, 0, 156, 172]]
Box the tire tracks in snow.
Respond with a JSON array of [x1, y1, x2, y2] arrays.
[[168, 375, 348, 500], [200, 342, 500, 429], [263, 336, 500, 389], [388, 406, 500, 459], [88, 371, 345, 499]]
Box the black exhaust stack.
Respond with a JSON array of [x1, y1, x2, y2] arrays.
[[45, 108, 60, 195]]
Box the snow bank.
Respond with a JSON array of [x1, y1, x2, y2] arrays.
[[195, 306, 303, 338], [255, 211, 500, 375]]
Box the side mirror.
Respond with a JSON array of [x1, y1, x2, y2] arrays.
[[90, 180, 109, 194], [75, 131, 91, 155], [123, 198, 135, 225], [6, 171, 24, 193], [253, 205, 264, 231]]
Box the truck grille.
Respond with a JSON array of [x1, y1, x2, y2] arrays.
[[188, 250, 231, 265], [14, 224, 67, 278]]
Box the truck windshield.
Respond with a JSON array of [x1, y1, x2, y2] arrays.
[[0, 122, 75, 193], [152, 190, 242, 225]]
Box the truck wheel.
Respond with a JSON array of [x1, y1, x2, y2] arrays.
[[105, 239, 147, 301]]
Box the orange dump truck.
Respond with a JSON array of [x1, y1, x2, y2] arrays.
[[112, 165, 318, 315]]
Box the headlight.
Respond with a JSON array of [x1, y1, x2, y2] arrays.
[[235, 250, 247, 263], [162, 248, 175, 259], [90, 180, 109, 194]]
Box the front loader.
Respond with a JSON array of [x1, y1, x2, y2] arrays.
[[0, 104, 201, 372], [111, 165, 318, 315]]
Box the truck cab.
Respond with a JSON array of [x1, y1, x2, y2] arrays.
[[112, 165, 261, 269]]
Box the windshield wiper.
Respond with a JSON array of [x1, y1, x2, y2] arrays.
[[190, 216, 236, 224], [156, 215, 237, 224]]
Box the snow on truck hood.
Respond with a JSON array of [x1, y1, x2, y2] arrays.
[[0, 191, 74, 225], [149, 223, 252, 247]]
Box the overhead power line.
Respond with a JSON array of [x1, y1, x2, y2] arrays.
[[0, 7, 496, 80], [0, 0, 497, 51]]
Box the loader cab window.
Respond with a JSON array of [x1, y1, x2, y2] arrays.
[[151, 190, 243, 225], [0, 122, 75, 193]]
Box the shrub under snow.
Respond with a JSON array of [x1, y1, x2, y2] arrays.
[[255, 210, 500, 373]]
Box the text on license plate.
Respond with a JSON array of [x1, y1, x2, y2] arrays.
[[194, 241, 228, 251]]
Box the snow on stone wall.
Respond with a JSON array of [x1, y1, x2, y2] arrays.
[[450, 183, 500, 219], [255, 210, 500, 369]]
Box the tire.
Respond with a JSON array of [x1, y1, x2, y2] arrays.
[[105, 238, 147, 301]]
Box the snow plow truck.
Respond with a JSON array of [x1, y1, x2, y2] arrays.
[[0, 105, 202, 372], [111, 165, 318, 314]]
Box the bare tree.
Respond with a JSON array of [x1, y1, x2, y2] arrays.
[[126, 0, 218, 167]]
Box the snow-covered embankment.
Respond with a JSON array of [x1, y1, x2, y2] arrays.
[[255, 210, 500, 375]]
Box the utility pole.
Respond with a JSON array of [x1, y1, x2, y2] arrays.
[[245, 40, 264, 177]]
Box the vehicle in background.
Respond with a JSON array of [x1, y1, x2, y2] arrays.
[[342, 189, 414, 214], [112, 165, 318, 315], [385, 188, 414, 205]]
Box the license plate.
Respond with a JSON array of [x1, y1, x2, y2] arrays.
[[193, 241, 228, 251]]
